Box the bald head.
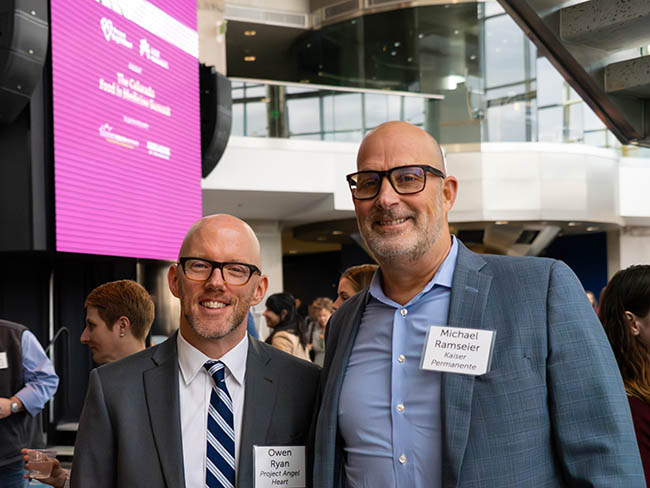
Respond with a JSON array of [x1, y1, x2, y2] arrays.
[[179, 214, 262, 268], [358, 121, 446, 175]]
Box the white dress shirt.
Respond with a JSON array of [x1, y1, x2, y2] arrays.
[[177, 331, 248, 487]]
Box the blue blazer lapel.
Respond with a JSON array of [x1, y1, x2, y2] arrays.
[[239, 338, 275, 486], [143, 332, 185, 488], [442, 243, 492, 488]]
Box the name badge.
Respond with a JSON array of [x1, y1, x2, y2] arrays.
[[0, 352, 7, 369], [254, 445, 305, 488], [420, 325, 495, 375]]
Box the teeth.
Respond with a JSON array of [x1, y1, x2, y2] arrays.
[[202, 301, 226, 309], [380, 218, 407, 225]]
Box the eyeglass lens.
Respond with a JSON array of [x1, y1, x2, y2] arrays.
[[183, 259, 252, 285], [352, 166, 426, 198]]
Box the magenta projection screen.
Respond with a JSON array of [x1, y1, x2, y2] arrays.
[[50, 0, 202, 260]]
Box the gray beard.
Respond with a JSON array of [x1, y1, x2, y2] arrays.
[[185, 297, 251, 340], [360, 194, 444, 264]]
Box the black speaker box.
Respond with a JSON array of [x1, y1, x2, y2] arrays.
[[0, 0, 48, 124], [200, 64, 232, 178]]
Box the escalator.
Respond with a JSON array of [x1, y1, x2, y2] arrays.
[[497, 0, 650, 146]]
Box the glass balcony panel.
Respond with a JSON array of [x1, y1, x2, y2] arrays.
[[403, 97, 425, 125], [246, 102, 268, 137], [332, 93, 362, 131], [365, 94, 401, 128], [485, 15, 526, 88], [538, 106, 564, 142], [231, 104, 244, 137], [288, 97, 321, 134], [486, 103, 528, 142], [537, 57, 564, 107]]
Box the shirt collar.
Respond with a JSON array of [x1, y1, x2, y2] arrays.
[[367, 235, 459, 307], [177, 329, 248, 387]]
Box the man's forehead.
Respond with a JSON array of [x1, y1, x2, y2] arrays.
[[357, 128, 440, 170], [182, 223, 261, 264]]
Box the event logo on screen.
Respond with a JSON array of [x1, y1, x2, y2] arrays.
[[51, 0, 202, 260], [100, 17, 132, 48]]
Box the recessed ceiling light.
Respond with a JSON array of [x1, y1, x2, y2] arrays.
[[244, 56, 256, 62], [586, 226, 600, 232], [495, 221, 509, 225], [244, 30, 256, 36], [567, 222, 578, 227], [332, 230, 344, 236], [289, 250, 298, 254], [316, 236, 327, 241]]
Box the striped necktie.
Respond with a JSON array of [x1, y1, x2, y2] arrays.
[[204, 360, 236, 488]]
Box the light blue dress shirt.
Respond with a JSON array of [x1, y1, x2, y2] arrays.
[[338, 237, 458, 488], [17, 330, 59, 416]]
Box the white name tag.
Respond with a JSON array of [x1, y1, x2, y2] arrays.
[[0, 352, 7, 369], [254, 445, 305, 488], [420, 326, 495, 375]]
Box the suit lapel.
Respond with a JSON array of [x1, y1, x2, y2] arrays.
[[238, 338, 275, 486], [313, 290, 367, 487], [442, 243, 492, 488], [144, 332, 185, 488]]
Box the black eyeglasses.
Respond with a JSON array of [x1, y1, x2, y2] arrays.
[[346, 165, 446, 200], [179, 257, 261, 286]]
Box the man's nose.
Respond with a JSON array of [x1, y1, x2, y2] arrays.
[[374, 175, 400, 208], [205, 266, 227, 289], [80, 327, 89, 343]]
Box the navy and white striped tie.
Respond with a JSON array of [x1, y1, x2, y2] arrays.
[[204, 360, 236, 488]]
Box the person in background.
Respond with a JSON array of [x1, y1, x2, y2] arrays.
[[264, 292, 311, 362], [0, 319, 58, 488], [332, 264, 378, 311], [246, 310, 259, 339], [599, 265, 650, 483], [23, 279, 155, 488], [81, 279, 155, 364], [586, 289, 597, 310], [309, 298, 334, 367]]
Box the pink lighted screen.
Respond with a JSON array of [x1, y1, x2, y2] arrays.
[[50, 0, 202, 260]]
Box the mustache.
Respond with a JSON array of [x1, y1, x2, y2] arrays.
[[368, 209, 411, 221]]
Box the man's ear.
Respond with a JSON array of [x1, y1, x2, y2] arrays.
[[280, 309, 288, 320], [250, 275, 268, 306], [442, 176, 458, 212], [168, 264, 180, 298]]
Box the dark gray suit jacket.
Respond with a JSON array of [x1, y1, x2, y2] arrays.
[[313, 242, 645, 488], [71, 333, 319, 488]]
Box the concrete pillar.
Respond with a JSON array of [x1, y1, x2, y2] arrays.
[[248, 219, 284, 339], [198, 0, 227, 74], [606, 227, 650, 279]]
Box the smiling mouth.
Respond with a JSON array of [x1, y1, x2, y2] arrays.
[[373, 216, 410, 230], [200, 300, 228, 309]]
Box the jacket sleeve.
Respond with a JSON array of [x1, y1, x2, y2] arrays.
[[70, 369, 116, 488], [546, 260, 646, 487]]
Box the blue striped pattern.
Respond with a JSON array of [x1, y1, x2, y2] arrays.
[[204, 361, 236, 488]]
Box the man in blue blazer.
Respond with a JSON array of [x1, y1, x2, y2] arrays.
[[312, 121, 645, 487]]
